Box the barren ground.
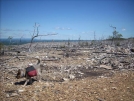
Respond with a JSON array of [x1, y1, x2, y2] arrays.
[[0, 41, 134, 101]]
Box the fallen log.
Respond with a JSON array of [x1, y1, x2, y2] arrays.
[[107, 52, 128, 55], [93, 51, 129, 56], [93, 51, 107, 53], [42, 58, 60, 61]]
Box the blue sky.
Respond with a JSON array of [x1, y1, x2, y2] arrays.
[[0, 0, 134, 40]]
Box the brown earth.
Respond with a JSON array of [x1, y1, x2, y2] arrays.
[[0, 70, 134, 101]]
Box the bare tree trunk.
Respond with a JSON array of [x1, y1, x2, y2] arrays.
[[28, 23, 58, 52]]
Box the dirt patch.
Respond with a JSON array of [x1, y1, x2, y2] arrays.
[[0, 70, 134, 101]]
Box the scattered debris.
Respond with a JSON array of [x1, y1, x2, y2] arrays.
[[0, 40, 134, 101]]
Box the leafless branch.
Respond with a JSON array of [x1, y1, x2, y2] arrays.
[[29, 23, 58, 52], [109, 25, 116, 30], [38, 33, 58, 36]]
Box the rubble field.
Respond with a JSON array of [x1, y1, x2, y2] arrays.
[[0, 40, 134, 101]]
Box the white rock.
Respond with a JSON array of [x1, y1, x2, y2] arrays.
[[18, 89, 25, 93], [10, 93, 18, 97], [6, 94, 10, 97], [103, 88, 107, 91], [63, 78, 69, 82], [78, 71, 84, 75], [111, 87, 117, 90], [35, 56, 39, 58], [69, 74, 75, 79]]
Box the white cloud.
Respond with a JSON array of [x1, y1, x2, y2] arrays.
[[1, 28, 15, 31], [55, 27, 72, 30], [122, 28, 126, 31], [82, 31, 86, 34], [67, 28, 72, 30], [81, 31, 94, 34], [1, 28, 30, 32]]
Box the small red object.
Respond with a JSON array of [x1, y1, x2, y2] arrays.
[[28, 70, 37, 77]]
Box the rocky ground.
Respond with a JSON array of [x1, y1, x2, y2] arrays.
[[0, 40, 134, 101]]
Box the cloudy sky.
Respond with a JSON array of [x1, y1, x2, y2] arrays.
[[0, 0, 134, 40]]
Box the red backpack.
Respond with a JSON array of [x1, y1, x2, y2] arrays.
[[26, 66, 37, 77]]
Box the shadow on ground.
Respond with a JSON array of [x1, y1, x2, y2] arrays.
[[14, 79, 37, 86]]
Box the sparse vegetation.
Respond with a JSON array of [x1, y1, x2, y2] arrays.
[[108, 31, 123, 41]]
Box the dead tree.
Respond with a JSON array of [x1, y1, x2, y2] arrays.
[[8, 36, 13, 45], [7, 36, 13, 51], [110, 25, 116, 45], [19, 35, 24, 45], [29, 23, 57, 52]]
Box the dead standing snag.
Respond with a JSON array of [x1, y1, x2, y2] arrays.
[[29, 23, 58, 52]]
